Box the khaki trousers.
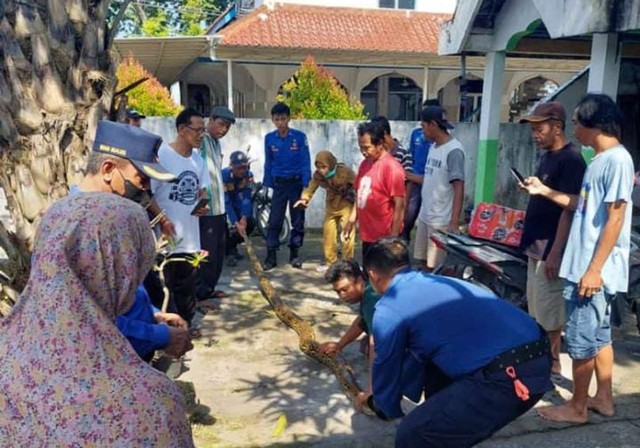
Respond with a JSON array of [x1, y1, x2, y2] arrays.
[[323, 203, 355, 264]]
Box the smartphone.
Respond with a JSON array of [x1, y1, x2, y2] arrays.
[[190, 198, 209, 215], [510, 167, 526, 184]]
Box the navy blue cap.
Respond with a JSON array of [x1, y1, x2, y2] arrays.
[[230, 151, 249, 166], [92, 121, 175, 182]]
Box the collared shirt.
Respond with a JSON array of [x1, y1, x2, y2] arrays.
[[222, 167, 254, 224], [263, 128, 311, 187], [199, 134, 226, 216], [372, 269, 543, 418]]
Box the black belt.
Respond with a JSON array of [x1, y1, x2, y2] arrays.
[[484, 335, 550, 375], [275, 175, 301, 183]]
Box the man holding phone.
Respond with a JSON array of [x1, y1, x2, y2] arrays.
[[519, 102, 586, 375], [152, 108, 212, 329]]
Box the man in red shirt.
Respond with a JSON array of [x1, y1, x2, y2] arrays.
[[344, 121, 406, 259]]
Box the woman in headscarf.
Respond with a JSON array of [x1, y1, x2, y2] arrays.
[[0, 192, 193, 447], [294, 150, 357, 271]]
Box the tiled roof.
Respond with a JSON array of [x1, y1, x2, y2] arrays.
[[218, 4, 451, 54]]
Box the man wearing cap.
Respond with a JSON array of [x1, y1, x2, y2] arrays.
[[197, 105, 236, 299], [519, 102, 586, 375], [75, 120, 193, 361], [127, 109, 146, 128], [222, 151, 255, 267], [414, 105, 465, 271]]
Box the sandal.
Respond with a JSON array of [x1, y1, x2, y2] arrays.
[[188, 328, 203, 339]]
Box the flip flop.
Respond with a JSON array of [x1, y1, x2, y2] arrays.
[[188, 328, 203, 339]]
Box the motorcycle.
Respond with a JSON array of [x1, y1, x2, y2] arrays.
[[243, 145, 291, 245], [431, 227, 640, 332], [429, 230, 528, 310], [252, 182, 291, 245]]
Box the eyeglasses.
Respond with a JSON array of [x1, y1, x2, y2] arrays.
[[186, 126, 206, 135]]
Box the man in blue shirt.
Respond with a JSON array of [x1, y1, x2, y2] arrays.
[[359, 238, 552, 447], [223, 150, 255, 266], [402, 99, 438, 241], [263, 102, 312, 270]]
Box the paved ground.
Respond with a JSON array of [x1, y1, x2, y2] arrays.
[[180, 232, 640, 448]]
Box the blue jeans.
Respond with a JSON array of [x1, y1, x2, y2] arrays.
[[563, 281, 615, 360], [267, 179, 305, 249]]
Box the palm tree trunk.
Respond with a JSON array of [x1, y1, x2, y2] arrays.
[[0, 0, 125, 312]]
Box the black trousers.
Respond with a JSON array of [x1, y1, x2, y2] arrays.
[[402, 183, 422, 242], [163, 255, 196, 326], [395, 355, 551, 448], [196, 214, 227, 299]]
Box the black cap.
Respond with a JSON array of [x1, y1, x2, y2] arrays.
[[230, 151, 249, 166], [126, 108, 146, 120], [211, 106, 236, 124], [92, 121, 176, 182], [421, 106, 454, 130]]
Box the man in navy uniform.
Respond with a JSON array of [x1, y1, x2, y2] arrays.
[[359, 237, 552, 447], [223, 150, 255, 267], [262, 102, 311, 270]]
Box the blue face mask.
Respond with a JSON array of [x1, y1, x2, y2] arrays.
[[324, 167, 337, 179]]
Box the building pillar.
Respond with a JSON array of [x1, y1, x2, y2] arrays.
[[227, 60, 234, 111], [587, 33, 620, 98], [422, 66, 430, 103], [475, 51, 505, 205]]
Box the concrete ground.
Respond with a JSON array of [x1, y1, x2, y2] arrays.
[[180, 232, 640, 448]]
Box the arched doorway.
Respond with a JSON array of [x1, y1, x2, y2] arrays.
[[437, 74, 483, 123], [360, 74, 422, 120], [509, 76, 559, 122]]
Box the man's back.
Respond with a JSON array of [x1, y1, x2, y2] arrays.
[[373, 270, 541, 378]]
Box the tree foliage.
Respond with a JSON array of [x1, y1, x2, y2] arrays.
[[278, 57, 367, 120], [116, 56, 182, 116], [111, 0, 230, 37]]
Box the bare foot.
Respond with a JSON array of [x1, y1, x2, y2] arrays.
[[587, 397, 615, 417], [537, 403, 588, 423]]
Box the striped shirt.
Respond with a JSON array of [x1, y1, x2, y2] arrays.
[[390, 139, 413, 174], [199, 134, 226, 216]]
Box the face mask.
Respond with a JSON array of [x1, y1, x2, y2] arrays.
[[324, 167, 337, 179], [115, 169, 152, 209]]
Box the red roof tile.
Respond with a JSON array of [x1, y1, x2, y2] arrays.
[[218, 4, 451, 54]]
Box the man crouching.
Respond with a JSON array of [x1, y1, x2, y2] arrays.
[[360, 237, 553, 448]]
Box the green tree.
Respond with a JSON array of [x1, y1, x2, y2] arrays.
[[278, 57, 367, 120], [116, 56, 182, 116], [110, 0, 230, 37]]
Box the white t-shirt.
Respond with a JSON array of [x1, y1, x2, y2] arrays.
[[151, 143, 212, 253], [418, 137, 465, 226]]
